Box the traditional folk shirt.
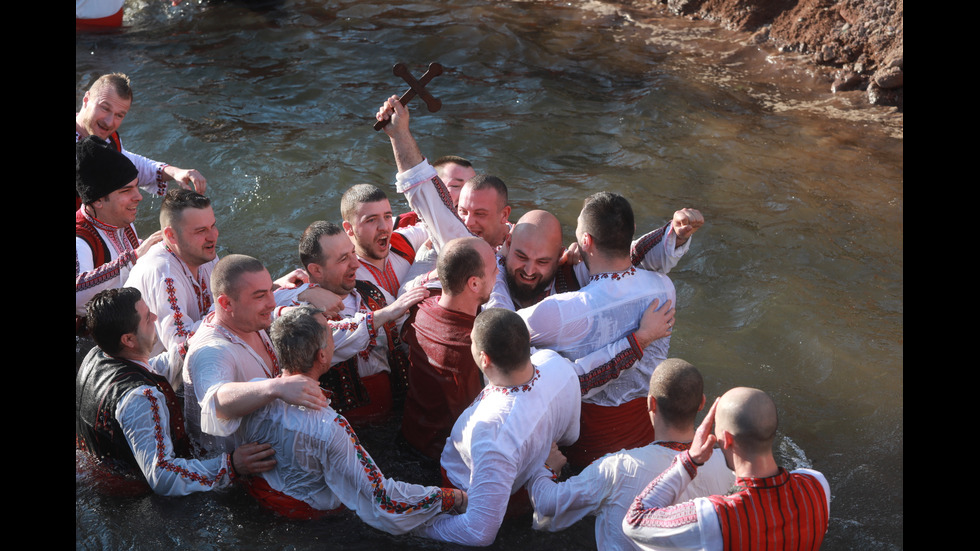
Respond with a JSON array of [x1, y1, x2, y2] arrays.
[[182, 312, 280, 455], [518, 266, 675, 407], [124, 242, 216, 361], [76, 347, 237, 496], [239, 390, 458, 534], [623, 451, 831, 551], [75, 130, 168, 210], [354, 223, 430, 300], [390, 158, 688, 306], [75, 207, 141, 315], [487, 221, 689, 311], [414, 349, 581, 546], [528, 442, 735, 551]]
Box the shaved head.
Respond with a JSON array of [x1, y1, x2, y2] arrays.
[[505, 210, 564, 306], [648, 358, 704, 428], [716, 387, 779, 455]]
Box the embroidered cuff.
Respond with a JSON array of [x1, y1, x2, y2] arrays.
[[440, 488, 456, 512], [226, 453, 238, 482], [627, 333, 644, 359], [682, 450, 701, 478]]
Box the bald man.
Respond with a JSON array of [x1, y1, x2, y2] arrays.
[[374, 95, 700, 300], [623, 387, 831, 550]]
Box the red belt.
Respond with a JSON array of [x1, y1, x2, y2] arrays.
[[562, 396, 655, 468]]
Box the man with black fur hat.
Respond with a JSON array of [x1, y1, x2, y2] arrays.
[[76, 136, 162, 328]]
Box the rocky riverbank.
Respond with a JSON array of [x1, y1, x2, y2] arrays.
[[642, 0, 903, 110]]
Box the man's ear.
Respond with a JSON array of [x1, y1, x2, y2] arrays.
[[118, 332, 137, 351], [718, 430, 734, 450], [697, 394, 706, 412], [342, 220, 354, 237]]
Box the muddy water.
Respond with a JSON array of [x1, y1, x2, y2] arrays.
[[76, 1, 903, 549]]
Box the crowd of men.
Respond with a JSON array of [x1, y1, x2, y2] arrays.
[[76, 73, 830, 549]]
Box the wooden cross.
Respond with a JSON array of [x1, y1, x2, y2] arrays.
[[374, 62, 444, 131]]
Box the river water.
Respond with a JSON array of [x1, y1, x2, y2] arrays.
[[75, 0, 903, 549]]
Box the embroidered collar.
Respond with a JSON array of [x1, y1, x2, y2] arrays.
[[479, 369, 541, 399], [733, 468, 791, 491], [203, 314, 280, 378], [654, 441, 692, 452], [82, 208, 123, 232], [588, 266, 637, 283]]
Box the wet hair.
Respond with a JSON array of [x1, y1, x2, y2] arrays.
[[471, 308, 530, 374], [438, 237, 486, 296], [580, 191, 634, 256], [340, 184, 388, 222], [211, 254, 266, 300], [433, 155, 473, 169], [648, 358, 704, 428], [90, 73, 133, 102], [86, 287, 142, 355], [299, 221, 345, 268], [160, 188, 212, 232], [270, 305, 328, 375], [465, 174, 509, 207]]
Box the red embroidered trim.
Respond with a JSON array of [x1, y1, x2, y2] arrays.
[[143, 388, 229, 487]]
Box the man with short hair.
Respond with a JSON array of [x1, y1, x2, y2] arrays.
[[518, 192, 677, 467], [237, 305, 467, 531], [400, 236, 497, 458], [183, 254, 327, 456], [527, 359, 735, 550], [412, 308, 581, 546], [75, 72, 207, 210], [76, 136, 163, 325], [433, 155, 475, 208], [76, 287, 275, 496], [124, 188, 219, 360], [623, 387, 831, 550], [340, 183, 431, 300], [373, 95, 701, 301], [489, 206, 702, 310], [456, 174, 512, 249], [274, 221, 427, 423]]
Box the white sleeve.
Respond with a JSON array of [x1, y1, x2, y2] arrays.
[[568, 333, 645, 400], [518, 296, 590, 351], [484, 256, 516, 311], [622, 451, 723, 551], [116, 385, 236, 496], [308, 415, 454, 535], [120, 146, 168, 198], [327, 312, 376, 364], [187, 344, 242, 437], [630, 222, 689, 274], [75, 236, 135, 315], [528, 459, 613, 532], [414, 446, 515, 546], [395, 159, 473, 252]]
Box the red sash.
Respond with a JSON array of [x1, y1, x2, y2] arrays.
[[242, 475, 344, 520], [562, 397, 655, 468]]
